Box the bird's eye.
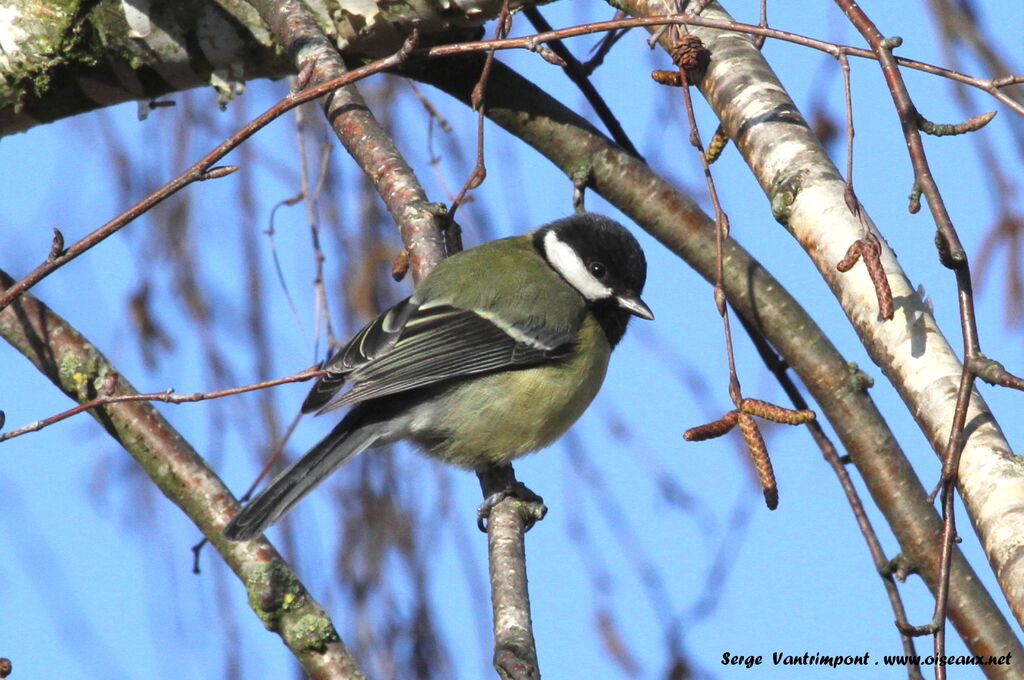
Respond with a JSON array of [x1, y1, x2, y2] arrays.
[[588, 261, 607, 279]]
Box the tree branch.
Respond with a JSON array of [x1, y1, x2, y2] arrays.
[[478, 465, 542, 680], [244, 3, 538, 673], [406, 52, 1024, 672], [246, 0, 446, 281], [0, 269, 366, 680], [0, 40, 418, 314], [626, 0, 1024, 635], [6, 3, 1021, 137], [0, 367, 321, 443]]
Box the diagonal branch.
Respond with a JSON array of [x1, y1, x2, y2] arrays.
[[245, 3, 542, 673], [245, 0, 447, 281], [0, 40, 419, 315], [0, 270, 365, 679], [405, 52, 1024, 673], [622, 0, 1024, 634], [522, 6, 641, 157]]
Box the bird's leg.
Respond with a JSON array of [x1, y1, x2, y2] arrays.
[[475, 463, 547, 532]]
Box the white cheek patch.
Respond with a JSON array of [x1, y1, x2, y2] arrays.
[[543, 230, 613, 301]]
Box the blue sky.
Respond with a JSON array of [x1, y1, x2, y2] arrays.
[[2, 2, 1023, 678]]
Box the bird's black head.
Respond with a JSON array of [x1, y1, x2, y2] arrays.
[[534, 213, 653, 347]]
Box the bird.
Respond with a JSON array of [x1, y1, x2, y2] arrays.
[[223, 213, 652, 541]]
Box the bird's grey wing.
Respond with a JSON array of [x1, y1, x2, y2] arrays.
[[312, 301, 578, 413], [301, 297, 419, 413]]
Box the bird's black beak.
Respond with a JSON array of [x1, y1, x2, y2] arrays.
[[616, 293, 654, 320]]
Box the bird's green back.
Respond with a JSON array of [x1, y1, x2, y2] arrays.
[[412, 234, 588, 342]]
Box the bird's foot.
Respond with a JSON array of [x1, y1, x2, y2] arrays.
[[476, 482, 547, 532], [476, 464, 547, 533]]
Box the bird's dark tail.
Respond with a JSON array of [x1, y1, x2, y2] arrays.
[[223, 410, 379, 541]]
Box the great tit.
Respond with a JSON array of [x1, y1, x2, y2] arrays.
[[223, 213, 652, 541]]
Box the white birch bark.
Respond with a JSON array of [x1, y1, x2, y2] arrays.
[[620, 0, 1024, 626]]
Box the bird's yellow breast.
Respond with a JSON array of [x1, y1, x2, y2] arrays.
[[414, 314, 611, 468]]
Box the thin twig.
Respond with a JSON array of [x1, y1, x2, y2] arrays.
[[0, 367, 322, 443], [674, 35, 801, 511], [736, 315, 923, 673], [675, 38, 742, 404], [0, 34, 420, 314], [7, 14, 1017, 313], [522, 6, 641, 157], [236, 408, 305, 503], [407, 80, 454, 132], [447, 0, 513, 226], [839, 51, 855, 187], [419, 15, 1024, 115], [580, 11, 631, 76], [832, 2, 990, 675], [294, 103, 339, 352], [266, 193, 309, 345]]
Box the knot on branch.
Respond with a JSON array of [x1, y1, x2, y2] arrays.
[[245, 562, 306, 630], [494, 644, 540, 680]]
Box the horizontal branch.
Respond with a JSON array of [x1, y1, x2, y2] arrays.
[[4, 4, 1020, 138], [418, 14, 1024, 116]]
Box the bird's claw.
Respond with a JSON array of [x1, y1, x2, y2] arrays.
[[477, 481, 547, 532]]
